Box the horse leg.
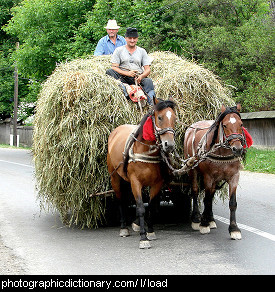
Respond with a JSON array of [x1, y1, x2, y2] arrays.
[[199, 175, 217, 234], [136, 197, 151, 248], [228, 175, 242, 240], [200, 189, 216, 234], [190, 170, 201, 230], [147, 185, 162, 241], [130, 179, 150, 249], [110, 174, 130, 237], [132, 217, 140, 232]]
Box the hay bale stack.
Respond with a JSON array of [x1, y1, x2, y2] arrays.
[[149, 51, 233, 143], [33, 52, 233, 228], [33, 58, 140, 228]]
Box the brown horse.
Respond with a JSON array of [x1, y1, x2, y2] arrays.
[[184, 104, 246, 240], [107, 97, 176, 248]]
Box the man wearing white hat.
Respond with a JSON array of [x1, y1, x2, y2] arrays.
[[94, 20, 126, 56]]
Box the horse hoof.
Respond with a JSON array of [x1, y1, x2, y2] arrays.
[[147, 232, 157, 241], [209, 221, 217, 229], [119, 228, 130, 237], [230, 231, 242, 240], [200, 225, 210, 234], [132, 222, 140, 232], [191, 222, 200, 231], [139, 240, 151, 249]]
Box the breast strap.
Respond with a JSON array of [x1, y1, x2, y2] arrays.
[[124, 127, 161, 164]]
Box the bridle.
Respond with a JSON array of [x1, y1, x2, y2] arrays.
[[122, 109, 176, 167], [150, 110, 176, 146], [191, 109, 247, 165], [219, 122, 246, 149]]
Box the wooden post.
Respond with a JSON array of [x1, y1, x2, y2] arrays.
[[13, 42, 19, 147]]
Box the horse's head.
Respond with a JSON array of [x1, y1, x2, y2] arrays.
[[152, 97, 177, 153], [220, 103, 244, 156]]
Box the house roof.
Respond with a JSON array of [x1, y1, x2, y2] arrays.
[[241, 111, 275, 119]]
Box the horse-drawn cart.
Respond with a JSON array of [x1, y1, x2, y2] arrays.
[[33, 51, 234, 229]]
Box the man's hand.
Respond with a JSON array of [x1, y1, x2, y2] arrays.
[[135, 65, 150, 84], [127, 70, 138, 78], [135, 74, 143, 84]]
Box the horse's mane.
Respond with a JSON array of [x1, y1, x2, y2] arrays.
[[209, 105, 241, 148], [123, 99, 176, 174]]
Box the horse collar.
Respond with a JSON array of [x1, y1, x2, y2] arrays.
[[125, 128, 161, 164]]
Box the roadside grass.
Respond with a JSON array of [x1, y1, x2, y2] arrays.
[[1, 144, 274, 174], [0, 144, 31, 150], [243, 147, 275, 174]]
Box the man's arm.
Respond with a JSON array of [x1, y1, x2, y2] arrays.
[[136, 65, 150, 84], [111, 63, 138, 78], [94, 39, 105, 56]]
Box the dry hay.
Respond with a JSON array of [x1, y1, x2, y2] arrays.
[[33, 51, 233, 228], [149, 51, 233, 147]]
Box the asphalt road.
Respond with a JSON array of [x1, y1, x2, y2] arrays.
[[0, 148, 274, 275]]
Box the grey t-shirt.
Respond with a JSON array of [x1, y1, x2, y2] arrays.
[[111, 45, 152, 74]]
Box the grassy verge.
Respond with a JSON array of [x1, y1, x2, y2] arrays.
[[0, 144, 31, 150], [243, 147, 275, 174]]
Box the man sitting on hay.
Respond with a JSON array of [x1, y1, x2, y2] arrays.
[[106, 27, 155, 105]]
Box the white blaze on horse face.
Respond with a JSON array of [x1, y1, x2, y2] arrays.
[[230, 116, 237, 124], [166, 110, 172, 121]]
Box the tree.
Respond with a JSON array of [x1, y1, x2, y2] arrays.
[[0, 0, 22, 119], [184, 0, 274, 111], [3, 0, 274, 117], [4, 0, 95, 80], [131, 0, 274, 111], [2, 0, 95, 120]]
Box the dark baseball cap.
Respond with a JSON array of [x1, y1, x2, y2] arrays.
[[125, 27, 138, 38]]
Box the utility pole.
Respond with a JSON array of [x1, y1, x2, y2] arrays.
[[13, 42, 19, 147]]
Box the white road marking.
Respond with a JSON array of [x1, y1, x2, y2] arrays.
[[0, 159, 34, 169], [214, 215, 275, 242]]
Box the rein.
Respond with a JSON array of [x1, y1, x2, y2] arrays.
[[112, 107, 197, 177], [124, 110, 194, 174], [127, 111, 175, 164], [151, 113, 176, 143], [192, 110, 246, 164]]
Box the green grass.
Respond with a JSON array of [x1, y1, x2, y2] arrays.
[[244, 147, 275, 174], [0, 144, 31, 150]]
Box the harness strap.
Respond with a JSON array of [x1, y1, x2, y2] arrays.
[[124, 127, 161, 164], [191, 122, 244, 164], [128, 144, 162, 163]]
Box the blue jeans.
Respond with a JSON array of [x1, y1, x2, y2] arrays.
[[106, 69, 155, 105]]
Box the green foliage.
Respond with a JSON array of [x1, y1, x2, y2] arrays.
[[0, 0, 19, 119], [1, 0, 274, 119], [0, 49, 13, 118], [4, 0, 95, 79], [78, 0, 135, 51], [188, 16, 275, 111], [244, 147, 275, 174]]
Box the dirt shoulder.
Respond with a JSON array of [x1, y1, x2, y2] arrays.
[[0, 235, 26, 275]]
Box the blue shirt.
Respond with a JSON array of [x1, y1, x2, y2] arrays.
[[94, 35, 126, 56]]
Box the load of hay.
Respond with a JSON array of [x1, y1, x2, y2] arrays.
[[33, 51, 234, 228]]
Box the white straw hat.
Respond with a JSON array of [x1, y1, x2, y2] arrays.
[[105, 20, 120, 29]]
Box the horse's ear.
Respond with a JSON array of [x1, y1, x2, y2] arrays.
[[236, 103, 241, 113], [153, 96, 159, 105], [221, 104, 226, 113]]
